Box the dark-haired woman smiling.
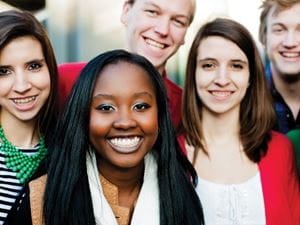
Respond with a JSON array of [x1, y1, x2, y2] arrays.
[[25, 50, 204, 225]]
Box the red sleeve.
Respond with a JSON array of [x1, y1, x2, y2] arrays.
[[260, 131, 300, 225], [58, 62, 87, 107]]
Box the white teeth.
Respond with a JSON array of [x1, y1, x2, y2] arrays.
[[110, 137, 140, 148], [281, 52, 300, 58], [13, 96, 36, 104], [211, 91, 231, 97], [145, 39, 165, 49]]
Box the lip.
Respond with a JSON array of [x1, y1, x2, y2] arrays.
[[279, 51, 300, 61], [107, 135, 143, 154], [208, 90, 234, 99], [143, 36, 169, 50], [10, 95, 38, 111]]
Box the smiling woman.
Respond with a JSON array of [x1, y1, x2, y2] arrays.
[[0, 9, 59, 225], [179, 17, 300, 225], [21, 49, 205, 225]]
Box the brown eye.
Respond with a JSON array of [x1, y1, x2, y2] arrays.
[[0, 67, 11, 76], [96, 104, 115, 112], [133, 103, 150, 111], [28, 62, 42, 71]]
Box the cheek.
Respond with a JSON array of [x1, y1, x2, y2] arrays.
[[35, 72, 51, 91], [0, 79, 12, 96], [89, 112, 110, 138], [171, 28, 187, 45]]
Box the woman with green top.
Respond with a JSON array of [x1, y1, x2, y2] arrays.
[[0, 9, 58, 224]]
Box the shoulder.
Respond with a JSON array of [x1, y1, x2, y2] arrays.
[[260, 131, 294, 170], [267, 131, 293, 154], [163, 76, 182, 95], [29, 175, 47, 225], [58, 62, 87, 77]]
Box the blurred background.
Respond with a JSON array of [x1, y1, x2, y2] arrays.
[[0, 0, 263, 85]]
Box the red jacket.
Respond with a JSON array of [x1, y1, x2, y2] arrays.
[[58, 62, 182, 128], [178, 131, 300, 225]]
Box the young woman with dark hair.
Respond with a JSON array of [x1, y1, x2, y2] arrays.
[[26, 49, 204, 225], [179, 18, 300, 225], [0, 9, 59, 225]]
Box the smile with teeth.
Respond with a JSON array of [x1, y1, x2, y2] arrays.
[[12, 96, 36, 104], [145, 38, 165, 49], [281, 52, 300, 58], [210, 91, 232, 97], [109, 136, 142, 153]]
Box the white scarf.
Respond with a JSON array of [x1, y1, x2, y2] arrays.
[[86, 151, 160, 225]]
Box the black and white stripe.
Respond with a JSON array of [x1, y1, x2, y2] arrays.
[[0, 144, 38, 225]]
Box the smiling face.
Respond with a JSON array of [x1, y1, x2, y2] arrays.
[[89, 61, 158, 172], [195, 36, 250, 116], [0, 36, 50, 124], [121, 0, 194, 74], [265, 3, 300, 78]]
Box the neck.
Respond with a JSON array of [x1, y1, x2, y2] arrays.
[[0, 111, 38, 147], [156, 65, 165, 76], [97, 159, 144, 194], [201, 108, 240, 144]]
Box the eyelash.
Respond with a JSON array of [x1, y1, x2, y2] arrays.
[[133, 102, 150, 111], [96, 104, 115, 112], [96, 103, 150, 112], [145, 9, 158, 17], [28, 62, 43, 71], [201, 63, 215, 70], [0, 67, 11, 76], [231, 64, 243, 70]]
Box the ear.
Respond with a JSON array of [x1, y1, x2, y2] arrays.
[[120, 1, 132, 26]]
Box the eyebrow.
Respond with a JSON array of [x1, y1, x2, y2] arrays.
[[133, 91, 154, 99], [93, 92, 154, 99], [197, 58, 248, 64], [0, 58, 45, 68]]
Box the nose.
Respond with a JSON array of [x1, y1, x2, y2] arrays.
[[154, 17, 170, 37], [13, 71, 32, 93], [214, 67, 230, 86], [113, 109, 137, 130], [283, 30, 298, 48]]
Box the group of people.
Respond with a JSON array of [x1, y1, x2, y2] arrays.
[[0, 0, 299, 225]]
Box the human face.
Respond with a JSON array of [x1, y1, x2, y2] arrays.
[[0, 36, 50, 124], [121, 0, 194, 74], [195, 36, 249, 116], [265, 3, 300, 78], [89, 61, 158, 172]]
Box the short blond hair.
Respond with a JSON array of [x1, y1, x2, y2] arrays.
[[259, 0, 300, 45]]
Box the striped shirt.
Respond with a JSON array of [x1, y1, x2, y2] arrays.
[[0, 143, 38, 225]]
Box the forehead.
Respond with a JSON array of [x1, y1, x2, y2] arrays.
[[0, 36, 43, 59], [134, 0, 195, 17], [94, 61, 155, 94], [267, 3, 300, 25], [197, 36, 247, 61]]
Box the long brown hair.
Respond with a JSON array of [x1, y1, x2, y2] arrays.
[[0, 9, 58, 144], [182, 18, 276, 162]]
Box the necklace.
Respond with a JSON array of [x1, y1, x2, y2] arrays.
[[0, 126, 47, 184]]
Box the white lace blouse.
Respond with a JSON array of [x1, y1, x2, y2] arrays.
[[196, 172, 266, 225]]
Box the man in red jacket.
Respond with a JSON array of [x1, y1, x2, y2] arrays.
[[59, 0, 196, 129]]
